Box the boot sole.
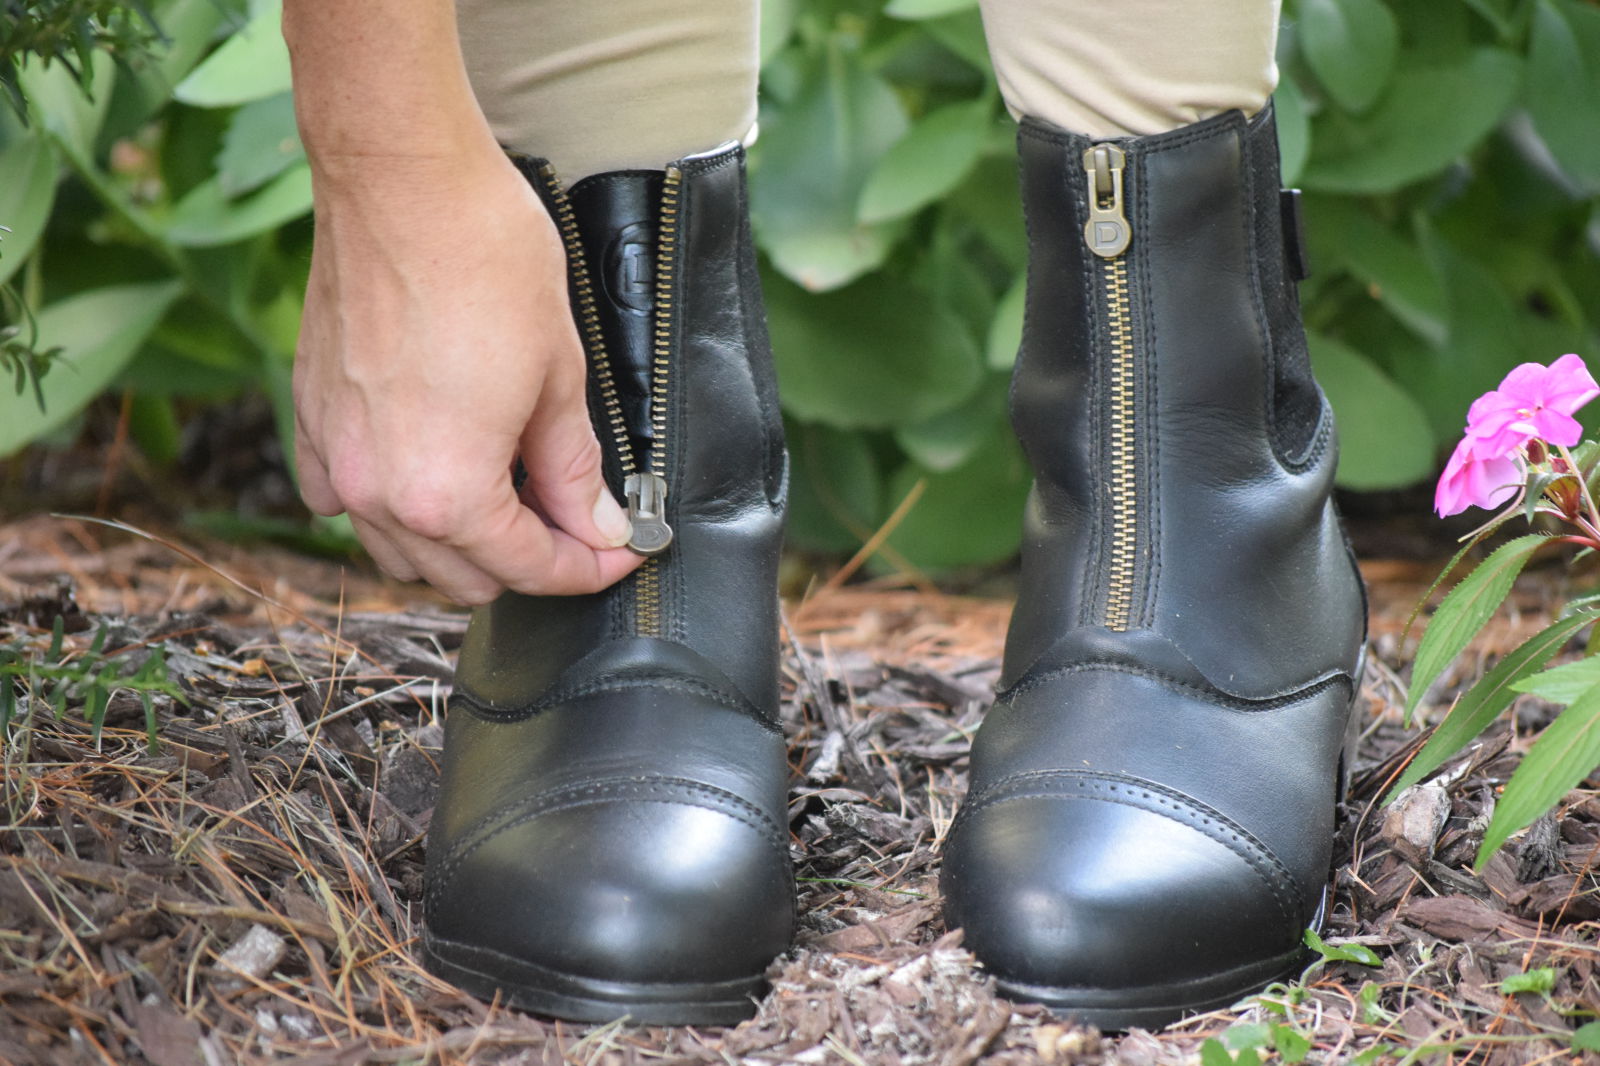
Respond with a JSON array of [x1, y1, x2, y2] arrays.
[[992, 942, 1307, 1031], [421, 932, 767, 1025]]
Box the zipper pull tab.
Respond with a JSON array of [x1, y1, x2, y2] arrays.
[[1082, 144, 1130, 259], [623, 472, 674, 555]]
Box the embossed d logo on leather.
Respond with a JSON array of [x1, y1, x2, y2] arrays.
[[603, 221, 656, 316]]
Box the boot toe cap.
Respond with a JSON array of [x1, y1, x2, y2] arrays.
[[425, 776, 793, 988], [941, 772, 1308, 1012]]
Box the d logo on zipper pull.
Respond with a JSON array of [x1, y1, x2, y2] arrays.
[[623, 472, 674, 555], [1083, 144, 1130, 259]]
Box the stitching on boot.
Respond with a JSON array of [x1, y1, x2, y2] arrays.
[[952, 768, 1302, 929], [997, 659, 1353, 711], [426, 775, 789, 921], [1134, 143, 1160, 631], [452, 674, 778, 731]]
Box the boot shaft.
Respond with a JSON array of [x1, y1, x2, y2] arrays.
[[1004, 107, 1364, 695], [456, 145, 787, 716]]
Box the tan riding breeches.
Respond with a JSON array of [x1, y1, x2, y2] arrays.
[[455, 1, 1281, 180]]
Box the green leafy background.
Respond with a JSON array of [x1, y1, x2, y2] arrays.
[[3, 0, 1599, 572]]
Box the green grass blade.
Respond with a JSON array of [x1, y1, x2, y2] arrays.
[[1407, 534, 1547, 722], [1387, 610, 1599, 801], [140, 690, 159, 752], [1477, 679, 1600, 868]]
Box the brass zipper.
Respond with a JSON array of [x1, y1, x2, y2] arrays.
[[536, 163, 637, 483], [537, 162, 682, 637], [1083, 144, 1137, 632], [630, 164, 684, 638]]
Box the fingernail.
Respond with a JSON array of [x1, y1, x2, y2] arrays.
[[593, 487, 632, 548]]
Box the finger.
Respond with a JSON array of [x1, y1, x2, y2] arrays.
[[377, 522, 507, 606], [461, 482, 642, 596], [519, 370, 632, 552], [348, 515, 421, 583], [295, 424, 344, 517]]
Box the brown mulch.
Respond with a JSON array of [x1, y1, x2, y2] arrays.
[[1, 514, 1599, 1065]]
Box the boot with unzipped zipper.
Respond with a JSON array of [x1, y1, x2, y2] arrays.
[[940, 107, 1367, 1029], [420, 142, 792, 1025]]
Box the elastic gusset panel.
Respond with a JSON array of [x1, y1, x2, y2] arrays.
[[1246, 107, 1324, 465]]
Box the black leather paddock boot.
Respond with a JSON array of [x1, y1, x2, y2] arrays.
[[421, 143, 793, 1025], [940, 108, 1367, 1030]]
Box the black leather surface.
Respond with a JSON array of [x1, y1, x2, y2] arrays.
[[422, 145, 792, 1013], [942, 108, 1366, 1023]]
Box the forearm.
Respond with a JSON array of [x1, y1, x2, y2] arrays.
[[282, 0, 500, 173]]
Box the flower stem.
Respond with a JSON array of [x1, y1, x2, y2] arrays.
[[1557, 443, 1600, 535]]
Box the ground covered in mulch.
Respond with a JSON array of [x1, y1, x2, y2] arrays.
[[2, 513, 1599, 1065]]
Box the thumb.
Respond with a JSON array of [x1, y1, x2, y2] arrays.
[[518, 381, 632, 552]]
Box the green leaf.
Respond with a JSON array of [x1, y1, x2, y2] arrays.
[[1304, 198, 1447, 346], [105, 0, 232, 134], [764, 269, 982, 429], [215, 92, 304, 197], [1275, 75, 1311, 187], [1406, 231, 1528, 441], [1388, 611, 1599, 800], [0, 132, 58, 287], [1498, 967, 1558, 995], [1306, 334, 1435, 490], [750, 40, 909, 291], [1299, 0, 1400, 114], [1408, 534, 1548, 719], [858, 99, 991, 224], [759, 0, 799, 65], [894, 372, 1008, 473], [1513, 652, 1600, 706], [785, 420, 883, 553], [1304, 928, 1382, 967], [0, 280, 185, 457], [1526, 0, 1600, 193], [19, 50, 115, 162], [1272, 1025, 1312, 1063], [1358, 981, 1390, 1024], [945, 154, 1026, 272], [885, 0, 977, 18], [986, 275, 1024, 371], [1222, 1023, 1272, 1052], [1199, 1039, 1236, 1066], [1572, 1021, 1600, 1052], [1479, 681, 1600, 867], [1302, 48, 1520, 194], [174, 0, 291, 108], [164, 163, 312, 246], [920, 10, 992, 72], [884, 432, 1030, 571]]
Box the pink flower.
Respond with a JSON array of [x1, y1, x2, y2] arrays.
[[1465, 354, 1599, 458], [1435, 436, 1521, 518]]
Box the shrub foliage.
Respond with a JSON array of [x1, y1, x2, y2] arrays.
[[2, 0, 1598, 569]]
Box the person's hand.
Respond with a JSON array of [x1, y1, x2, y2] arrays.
[[292, 148, 642, 604]]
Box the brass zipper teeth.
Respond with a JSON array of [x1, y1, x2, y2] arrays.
[[648, 167, 682, 479], [1103, 256, 1137, 632], [537, 163, 635, 476], [1081, 142, 1137, 633], [635, 559, 663, 637], [633, 165, 684, 639]]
